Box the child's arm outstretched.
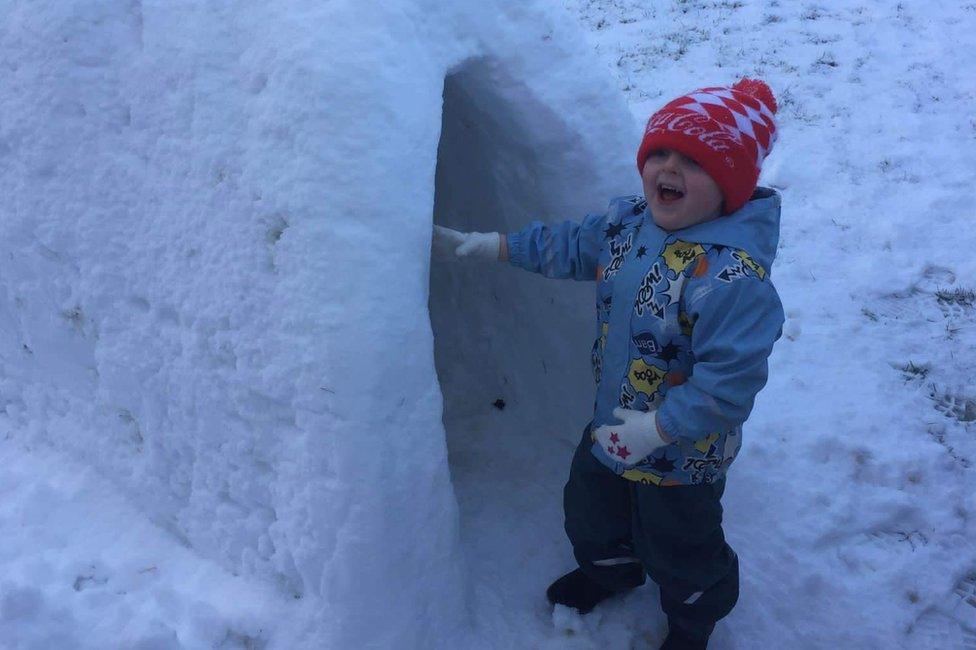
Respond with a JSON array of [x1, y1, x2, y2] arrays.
[[432, 209, 608, 281], [504, 212, 606, 280], [656, 277, 785, 443]]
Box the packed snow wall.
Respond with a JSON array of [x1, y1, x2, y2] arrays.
[[0, 3, 463, 646], [0, 0, 637, 646]]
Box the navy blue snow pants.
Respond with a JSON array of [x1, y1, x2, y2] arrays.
[[564, 422, 739, 640]]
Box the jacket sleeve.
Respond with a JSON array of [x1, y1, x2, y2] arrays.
[[505, 211, 607, 281], [655, 277, 785, 443]]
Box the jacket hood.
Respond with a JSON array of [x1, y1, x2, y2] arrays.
[[646, 187, 782, 274]]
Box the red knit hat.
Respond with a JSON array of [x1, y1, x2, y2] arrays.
[[636, 78, 778, 215]]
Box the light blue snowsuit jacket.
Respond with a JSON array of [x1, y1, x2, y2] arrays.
[[506, 189, 785, 486]]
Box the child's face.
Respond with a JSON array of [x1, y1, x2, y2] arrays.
[[641, 149, 724, 231]]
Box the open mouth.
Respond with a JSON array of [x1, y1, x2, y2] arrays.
[[657, 182, 684, 204]]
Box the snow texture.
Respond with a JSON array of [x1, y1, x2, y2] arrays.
[[0, 1, 634, 647], [2, 0, 975, 648]]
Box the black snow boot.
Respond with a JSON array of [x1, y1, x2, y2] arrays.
[[659, 621, 711, 650], [546, 568, 616, 614]]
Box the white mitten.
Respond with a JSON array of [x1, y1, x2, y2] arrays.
[[432, 225, 501, 262], [592, 407, 669, 466]]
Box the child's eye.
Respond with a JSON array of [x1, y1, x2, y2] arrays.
[[648, 149, 668, 158]]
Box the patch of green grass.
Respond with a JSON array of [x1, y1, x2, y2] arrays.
[[930, 386, 976, 423], [899, 361, 930, 380], [936, 288, 976, 308], [814, 52, 839, 68], [802, 6, 826, 20]]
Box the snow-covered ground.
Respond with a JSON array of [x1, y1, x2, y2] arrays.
[[2, 0, 975, 648], [442, 2, 976, 647], [0, 441, 290, 649], [574, 0, 976, 646]]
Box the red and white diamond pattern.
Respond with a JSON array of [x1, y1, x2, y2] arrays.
[[673, 88, 777, 168]]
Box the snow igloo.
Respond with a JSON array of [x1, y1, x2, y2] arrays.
[[0, 1, 640, 646]]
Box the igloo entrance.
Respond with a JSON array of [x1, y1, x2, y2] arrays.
[[428, 58, 606, 618]]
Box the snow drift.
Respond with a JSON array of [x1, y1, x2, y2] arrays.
[[0, 0, 638, 646]]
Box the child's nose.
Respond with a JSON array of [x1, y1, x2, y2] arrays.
[[662, 151, 682, 169]]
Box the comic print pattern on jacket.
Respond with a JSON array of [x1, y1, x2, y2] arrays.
[[506, 190, 784, 487], [591, 196, 645, 389], [608, 241, 770, 486]]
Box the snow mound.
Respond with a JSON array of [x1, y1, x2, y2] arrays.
[[0, 1, 636, 646]]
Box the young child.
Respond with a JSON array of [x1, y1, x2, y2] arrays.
[[433, 78, 784, 650]]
